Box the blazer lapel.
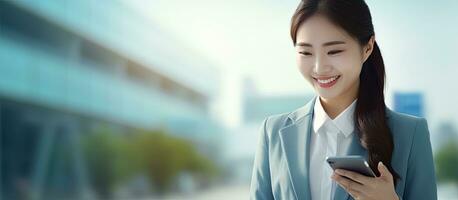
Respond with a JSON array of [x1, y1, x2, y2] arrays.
[[278, 97, 316, 200], [333, 131, 368, 200], [277, 96, 369, 200]]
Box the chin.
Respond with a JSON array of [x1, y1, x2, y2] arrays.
[[315, 90, 341, 100]]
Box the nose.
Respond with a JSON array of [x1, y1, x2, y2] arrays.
[[313, 54, 332, 74]]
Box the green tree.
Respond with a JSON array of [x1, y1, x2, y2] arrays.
[[82, 127, 220, 197], [82, 129, 123, 199], [435, 140, 458, 183], [128, 129, 219, 194]]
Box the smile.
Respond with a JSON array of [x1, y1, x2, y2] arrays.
[[313, 75, 341, 88]]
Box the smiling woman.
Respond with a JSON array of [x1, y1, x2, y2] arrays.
[[294, 14, 367, 108], [250, 0, 437, 200]]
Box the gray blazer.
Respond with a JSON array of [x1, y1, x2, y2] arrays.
[[250, 96, 437, 200]]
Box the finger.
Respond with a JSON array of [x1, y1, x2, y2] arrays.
[[333, 175, 364, 199], [332, 174, 365, 193], [335, 169, 373, 185], [378, 162, 393, 181], [347, 188, 364, 200]]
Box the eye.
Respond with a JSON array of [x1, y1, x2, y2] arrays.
[[299, 51, 312, 56], [328, 50, 344, 55]]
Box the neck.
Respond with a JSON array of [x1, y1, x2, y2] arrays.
[[320, 97, 355, 119], [319, 84, 359, 119]]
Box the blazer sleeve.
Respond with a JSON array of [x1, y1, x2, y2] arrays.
[[403, 118, 437, 200], [250, 117, 274, 200]]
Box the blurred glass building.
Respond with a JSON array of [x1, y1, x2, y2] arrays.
[[0, 1, 223, 199]]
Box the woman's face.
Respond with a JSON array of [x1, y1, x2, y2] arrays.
[[295, 14, 374, 102]]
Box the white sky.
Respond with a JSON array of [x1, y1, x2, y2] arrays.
[[127, 0, 458, 130]]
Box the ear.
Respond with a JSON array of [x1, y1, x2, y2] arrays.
[[362, 35, 375, 62]]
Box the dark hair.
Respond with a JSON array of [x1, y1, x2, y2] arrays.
[[290, 0, 400, 184]]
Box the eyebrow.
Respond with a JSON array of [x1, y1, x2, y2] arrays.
[[296, 41, 346, 47]]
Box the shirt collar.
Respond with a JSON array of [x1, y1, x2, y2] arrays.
[[313, 97, 357, 138]]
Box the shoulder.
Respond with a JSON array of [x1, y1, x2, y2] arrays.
[[386, 108, 429, 134], [261, 97, 316, 141], [386, 108, 430, 150], [261, 112, 292, 140]]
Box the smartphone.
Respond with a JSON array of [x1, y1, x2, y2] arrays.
[[326, 155, 376, 177]]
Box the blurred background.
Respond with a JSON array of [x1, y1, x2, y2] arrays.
[[0, 0, 457, 199]]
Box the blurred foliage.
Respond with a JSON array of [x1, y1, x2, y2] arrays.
[[435, 140, 458, 183], [128, 129, 219, 193], [82, 127, 124, 199], [81, 127, 219, 198]]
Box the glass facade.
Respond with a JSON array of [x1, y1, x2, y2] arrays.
[[0, 1, 224, 199]]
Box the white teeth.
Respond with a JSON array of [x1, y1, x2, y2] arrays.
[[316, 76, 339, 84]]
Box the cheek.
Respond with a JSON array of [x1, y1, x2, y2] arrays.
[[330, 55, 363, 76], [331, 59, 363, 86], [296, 57, 314, 83]]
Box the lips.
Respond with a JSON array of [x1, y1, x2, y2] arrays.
[[313, 75, 341, 88]]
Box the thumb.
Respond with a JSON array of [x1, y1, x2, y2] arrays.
[[378, 161, 392, 180]]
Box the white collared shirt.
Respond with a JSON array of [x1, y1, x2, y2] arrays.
[[309, 97, 357, 200]]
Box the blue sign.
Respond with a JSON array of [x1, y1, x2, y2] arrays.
[[393, 92, 424, 117]]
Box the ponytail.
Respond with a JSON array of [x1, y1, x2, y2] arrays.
[[356, 41, 400, 184]]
